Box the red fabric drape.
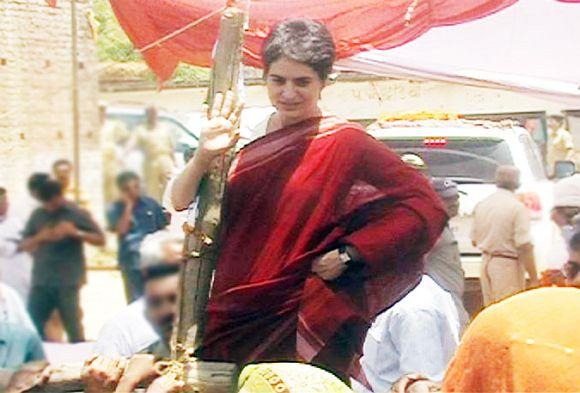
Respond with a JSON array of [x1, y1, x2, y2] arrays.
[[199, 117, 447, 376], [107, 0, 518, 82]]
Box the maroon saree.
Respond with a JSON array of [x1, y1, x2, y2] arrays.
[[200, 117, 447, 377]]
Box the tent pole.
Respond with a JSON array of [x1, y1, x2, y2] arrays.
[[71, 0, 81, 203]]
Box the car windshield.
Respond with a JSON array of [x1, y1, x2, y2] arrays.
[[383, 137, 515, 184]]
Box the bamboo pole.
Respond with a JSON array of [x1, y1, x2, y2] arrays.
[[24, 361, 237, 392], [70, 0, 81, 203]]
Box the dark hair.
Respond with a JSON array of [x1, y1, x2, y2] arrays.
[[142, 264, 180, 283], [52, 159, 73, 170], [116, 171, 140, 189], [570, 230, 580, 252], [554, 206, 580, 225], [36, 179, 63, 202], [262, 19, 336, 81], [0, 187, 6, 197], [183, 147, 196, 164], [27, 173, 50, 194]]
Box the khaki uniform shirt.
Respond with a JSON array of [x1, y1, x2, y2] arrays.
[[471, 188, 532, 257], [136, 124, 175, 158]]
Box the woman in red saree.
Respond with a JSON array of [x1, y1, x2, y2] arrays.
[[172, 19, 447, 382]]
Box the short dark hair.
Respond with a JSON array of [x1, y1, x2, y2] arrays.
[[570, 230, 580, 252], [0, 187, 6, 198], [142, 264, 180, 284], [52, 159, 73, 170], [116, 171, 140, 189], [262, 19, 336, 81], [36, 179, 63, 202], [554, 206, 580, 225], [183, 147, 196, 164], [27, 173, 50, 194]]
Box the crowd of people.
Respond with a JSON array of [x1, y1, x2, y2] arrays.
[[0, 17, 579, 393]]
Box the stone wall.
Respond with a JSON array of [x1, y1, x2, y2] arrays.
[[0, 0, 102, 221]]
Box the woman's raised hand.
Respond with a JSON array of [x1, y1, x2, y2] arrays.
[[198, 90, 244, 163]]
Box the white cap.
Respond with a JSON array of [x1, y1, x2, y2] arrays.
[[554, 174, 580, 208]]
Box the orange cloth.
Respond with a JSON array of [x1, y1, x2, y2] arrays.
[[443, 287, 580, 392]]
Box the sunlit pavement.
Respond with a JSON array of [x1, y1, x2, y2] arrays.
[[80, 269, 126, 341]]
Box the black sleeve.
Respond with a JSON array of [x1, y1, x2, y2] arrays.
[[75, 209, 103, 235], [22, 210, 40, 239]]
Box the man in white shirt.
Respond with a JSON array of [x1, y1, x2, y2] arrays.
[[0, 188, 32, 302], [0, 282, 36, 333], [425, 178, 469, 331], [92, 297, 158, 357], [354, 275, 460, 393], [93, 230, 183, 357]]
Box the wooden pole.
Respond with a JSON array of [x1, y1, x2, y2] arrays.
[[71, 0, 81, 203], [25, 361, 237, 392], [173, 2, 248, 361]]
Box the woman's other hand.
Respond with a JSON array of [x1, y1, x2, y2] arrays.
[[198, 91, 244, 164], [312, 249, 348, 281]]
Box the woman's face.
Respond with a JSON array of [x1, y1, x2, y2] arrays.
[[266, 57, 326, 123]]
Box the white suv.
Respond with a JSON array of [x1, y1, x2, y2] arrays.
[[368, 119, 555, 279]]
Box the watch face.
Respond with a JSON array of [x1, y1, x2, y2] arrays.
[[339, 251, 351, 264]]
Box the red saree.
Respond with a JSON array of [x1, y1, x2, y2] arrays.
[[200, 117, 447, 377]]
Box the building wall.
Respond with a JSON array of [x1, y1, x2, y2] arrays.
[[0, 0, 102, 221], [101, 78, 569, 120]]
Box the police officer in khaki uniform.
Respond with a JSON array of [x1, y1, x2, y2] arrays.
[[471, 166, 539, 305], [547, 113, 575, 176], [135, 107, 176, 202]]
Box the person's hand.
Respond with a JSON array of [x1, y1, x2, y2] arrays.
[[145, 374, 184, 393], [115, 354, 158, 393], [122, 194, 135, 209], [312, 249, 348, 281], [6, 361, 51, 393], [81, 355, 127, 393], [35, 227, 58, 242], [53, 221, 78, 239], [197, 91, 244, 164], [391, 374, 441, 393]]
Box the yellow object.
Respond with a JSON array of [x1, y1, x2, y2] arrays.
[[378, 111, 460, 122], [238, 363, 353, 393]]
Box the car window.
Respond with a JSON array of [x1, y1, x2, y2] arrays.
[[383, 137, 514, 183], [518, 133, 547, 180], [106, 113, 143, 131], [158, 118, 198, 152]]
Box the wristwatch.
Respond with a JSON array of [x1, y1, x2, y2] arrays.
[[338, 245, 354, 267]]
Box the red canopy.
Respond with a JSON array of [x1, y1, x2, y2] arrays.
[[108, 0, 517, 82]]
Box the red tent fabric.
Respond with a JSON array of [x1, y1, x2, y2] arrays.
[[108, 0, 517, 82]]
